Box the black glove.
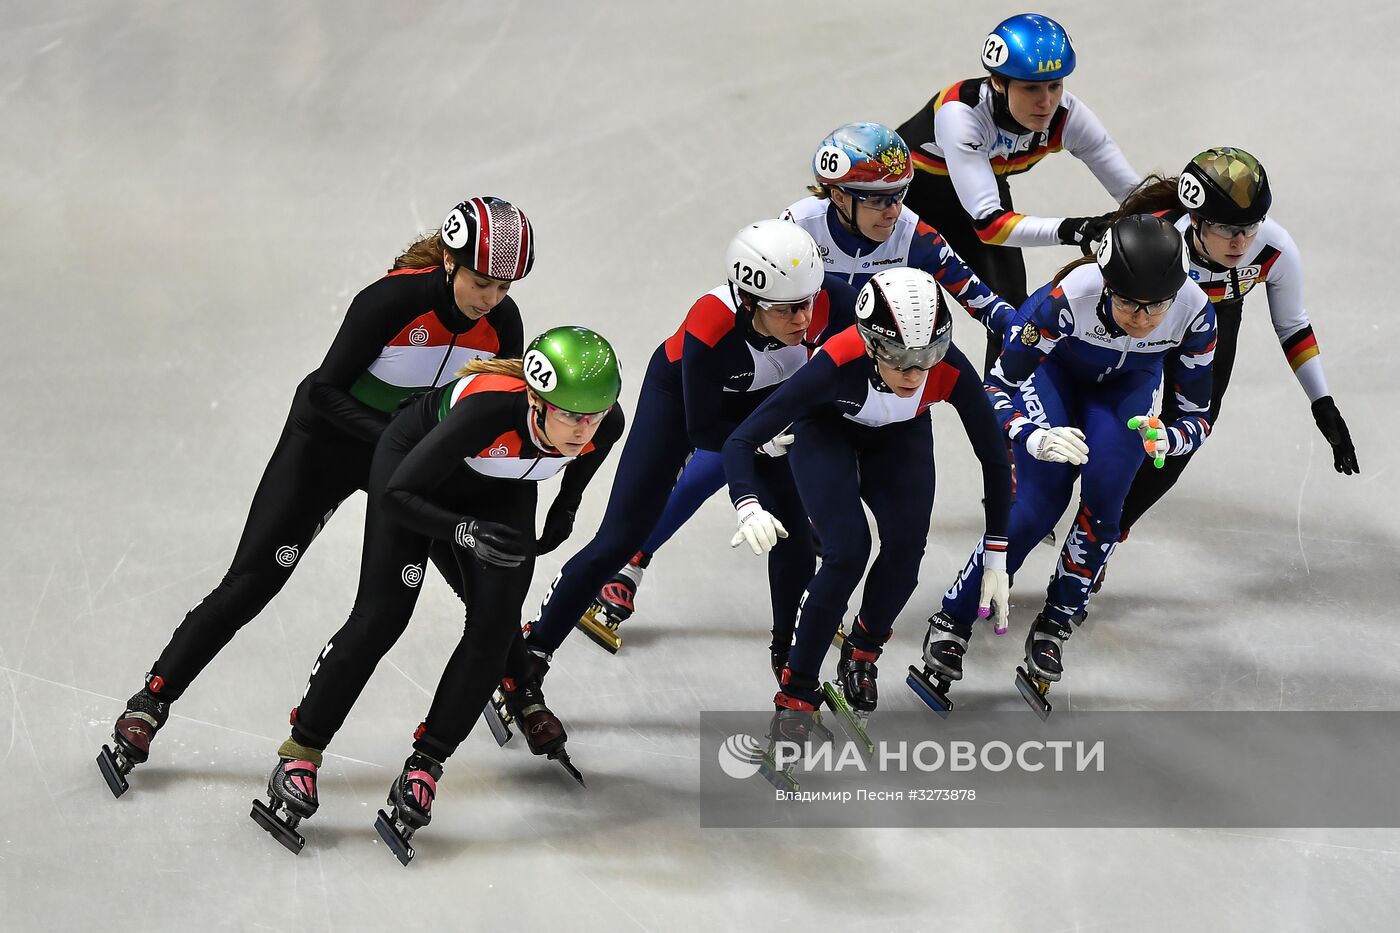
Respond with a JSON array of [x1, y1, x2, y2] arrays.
[[1311, 396, 1359, 475], [454, 519, 532, 567], [536, 499, 577, 555], [1057, 214, 1113, 254]]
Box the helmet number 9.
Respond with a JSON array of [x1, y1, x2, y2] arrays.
[[1177, 174, 1206, 209], [523, 349, 557, 392], [732, 261, 767, 292], [982, 34, 1009, 68], [815, 145, 851, 181]]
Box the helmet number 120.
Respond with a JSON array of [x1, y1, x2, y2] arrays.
[[733, 262, 767, 291]]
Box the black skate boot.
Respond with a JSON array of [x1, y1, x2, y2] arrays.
[[821, 638, 882, 755], [502, 677, 584, 786], [907, 611, 971, 719], [375, 752, 444, 866], [769, 648, 789, 685], [760, 694, 821, 793], [250, 739, 322, 855], [576, 551, 648, 654], [1015, 613, 1072, 721], [97, 679, 171, 798]]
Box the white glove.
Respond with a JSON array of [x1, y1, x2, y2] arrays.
[[730, 499, 788, 556], [758, 432, 795, 458], [978, 543, 1010, 635], [1025, 426, 1089, 465]]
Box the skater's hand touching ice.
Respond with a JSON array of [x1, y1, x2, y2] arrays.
[[730, 499, 788, 556], [456, 519, 532, 567], [536, 499, 577, 555], [978, 541, 1010, 635], [1024, 426, 1089, 465]]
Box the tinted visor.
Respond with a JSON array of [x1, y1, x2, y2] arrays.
[[871, 336, 948, 372]]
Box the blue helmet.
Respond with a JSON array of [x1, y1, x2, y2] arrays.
[[981, 13, 1076, 82]]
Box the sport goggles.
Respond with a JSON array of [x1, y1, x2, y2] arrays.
[[544, 400, 610, 426], [755, 293, 817, 316], [870, 337, 947, 372], [845, 185, 910, 209], [1108, 291, 1173, 319], [1202, 218, 1263, 239]]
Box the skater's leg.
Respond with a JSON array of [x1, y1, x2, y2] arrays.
[[753, 453, 817, 657], [782, 418, 866, 705], [527, 377, 691, 655], [149, 415, 369, 700], [1040, 370, 1159, 627], [638, 448, 727, 556]]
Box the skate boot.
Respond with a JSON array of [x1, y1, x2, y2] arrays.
[[907, 611, 970, 719], [250, 739, 322, 855], [97, 680, 170, 798], [769, 649, 789, 685], [375, 752, 443, 866], [760, 694, 822, 793], [1015, 613, 1071, 721], [821, 638, 880, 755], [576, 551, 648, 654], [483, 657, 584, 787]]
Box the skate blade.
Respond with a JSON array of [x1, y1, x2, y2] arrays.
[[550, 751, 587, 788], [809, 711, 836, 745], [1041, 530, 1056, 547], [758, 750, 799, 793], [250, 799, 305, 855], [374, 809, 416, 866], [905, 667, 954, 719], [481, 697, 514, 747], [831, 624, 846, 648], [97, 745, 130, 799], [819, 682, 875, 756], [575, 606, 622, 654], [1014, 667, 1053, 721]]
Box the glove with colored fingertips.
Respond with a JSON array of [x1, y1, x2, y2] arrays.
[[1024, 426, 1090, 465], [1128, 415, 1171, 468], [455, 518, 532, 568], [730, 499, 788, 556], [1311, 396, 1360, 475], [978, 539, 1010, 635]]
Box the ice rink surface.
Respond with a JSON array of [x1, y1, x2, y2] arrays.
[[3, 1, 1399, 929]]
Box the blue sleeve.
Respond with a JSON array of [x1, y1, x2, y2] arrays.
[[1161, 301, 1217, 455], [907, 222, 1019, 336], [943, 344, 1012, 540], [722, 353, 840, 507], [985, 282, 1068, 440]]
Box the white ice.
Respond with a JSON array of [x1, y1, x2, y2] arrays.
[[2, 1, 1398, 930]]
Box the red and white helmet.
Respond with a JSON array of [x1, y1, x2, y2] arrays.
[[441, 196, 534, 281], [855, 268, 952, 370]]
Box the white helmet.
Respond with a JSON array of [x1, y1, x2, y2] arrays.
[[725, 220, 824, 303], [855, 268, 952, 370]]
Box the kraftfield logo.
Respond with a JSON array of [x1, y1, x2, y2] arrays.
[[718, 733, 766, 779]]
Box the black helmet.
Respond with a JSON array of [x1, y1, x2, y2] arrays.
[[1177, 147, 1271, 226], [1096, 215, 1188, 303]]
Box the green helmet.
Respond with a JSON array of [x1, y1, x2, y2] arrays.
[[522, 326, 622, 414]]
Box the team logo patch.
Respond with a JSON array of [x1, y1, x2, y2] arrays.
[[401, 564, 423, 588], [454, 522, 475, 549], [1019, 322, 1042, 346], [488, 444, 509, 458], [275, 545, 299, 568], [408, 326, 430, 346]]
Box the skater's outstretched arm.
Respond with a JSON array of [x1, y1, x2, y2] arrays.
[[906, 220, 1017, 335]]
